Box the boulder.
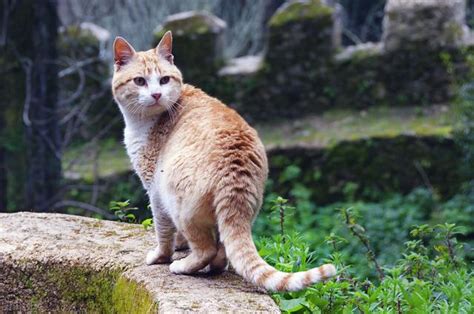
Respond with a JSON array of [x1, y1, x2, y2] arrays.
[[231, 0, 342, 121], [154, 11, 227, 92], [0, 212, 279, 313], [383, 0, 469, 52], [267, 0, 340, 68]]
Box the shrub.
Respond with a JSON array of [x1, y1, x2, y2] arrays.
[[256, 198, 473, 313]]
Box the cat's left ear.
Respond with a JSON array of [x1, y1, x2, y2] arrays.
[[156, 31, 174, 64]]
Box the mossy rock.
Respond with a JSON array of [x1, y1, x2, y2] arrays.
[[269, 0, 333, 27], [335, 45, 474, 108], [213, 0, 472, 122], [267, 0, 336, 66], [268, 135, 464, 204], [383, 0, 468, 52], [155, 11, 225, 36], [6, 262, 156, 313], [232, 43, 474, 122], [222, 0, 340, 121], [154, 11, 226, 94]]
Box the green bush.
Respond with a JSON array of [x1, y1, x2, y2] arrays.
[[255, 199, 473, 313], [254, 188, 473, 279]]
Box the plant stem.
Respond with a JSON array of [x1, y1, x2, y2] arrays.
[[279, 203, 285, 239], [343, 209, 385, 280]]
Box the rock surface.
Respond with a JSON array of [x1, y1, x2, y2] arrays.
[[218, 55, 264, 76], [0, 212, 279, 313], [154, 11, 227, 93], [383, 0, 468, 51]]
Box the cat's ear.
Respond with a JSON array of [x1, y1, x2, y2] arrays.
[[155, 31, 174, 64], [113, 36, 136, 67]]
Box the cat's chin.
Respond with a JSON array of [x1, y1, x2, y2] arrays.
[[122, 105, 167, 119], [142, 107, 167, 117]]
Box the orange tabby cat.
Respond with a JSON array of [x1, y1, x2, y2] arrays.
[[112, 31, 336, 291]]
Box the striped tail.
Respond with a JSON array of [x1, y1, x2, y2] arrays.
[[217, 213, 336, 291]]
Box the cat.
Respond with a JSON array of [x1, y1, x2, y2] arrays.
[[112, 31, 336, 291]]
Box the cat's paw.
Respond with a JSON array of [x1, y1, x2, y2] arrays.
[[169, 259, 190, 274], [146, 248, 171, 265]]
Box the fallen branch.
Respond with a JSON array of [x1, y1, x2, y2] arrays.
[[52, 200, 115, 219]]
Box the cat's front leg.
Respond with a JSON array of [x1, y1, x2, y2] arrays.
[[146, 198, 176, 265]]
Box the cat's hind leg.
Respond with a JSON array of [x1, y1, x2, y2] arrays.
[[169, 221, 217, 274], [146, 200, 176, 265], [174, 231, 189, 251], [209, 242, 228, 274]]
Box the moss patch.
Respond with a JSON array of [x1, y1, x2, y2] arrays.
[[269, 0, 333, 27], [258, 105, 454, 148], [156, 15, 212, 36], [113, 277, 158, 313], [13, 262, 157, 313]]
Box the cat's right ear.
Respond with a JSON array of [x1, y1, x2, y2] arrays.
[[113, 37, 136, 68]]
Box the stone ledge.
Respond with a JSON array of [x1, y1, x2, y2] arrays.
[[0, 212, 279, 313]]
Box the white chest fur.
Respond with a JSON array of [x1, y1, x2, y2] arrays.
[[122, 114, 156, 189]]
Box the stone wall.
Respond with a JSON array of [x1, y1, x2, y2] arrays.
[[155, 0, 473, 122]]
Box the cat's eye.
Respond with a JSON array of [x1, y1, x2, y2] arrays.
[[133, 77, 146, 86], [160, 76, 170, 85]]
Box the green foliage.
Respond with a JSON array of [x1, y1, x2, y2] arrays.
[[455, 81, 474, 194], [267, 135, 463, 206], [109, 200, 138, 223], [141, 218, 154, 231], [269, 196, 295, 238], [109, 200, 154, 230], [254, 188, 473, 279], [256, 196, 473, 313]]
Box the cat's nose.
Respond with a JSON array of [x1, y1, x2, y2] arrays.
[[151, 93, 161, 100]]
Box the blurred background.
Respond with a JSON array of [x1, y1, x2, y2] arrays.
[[1, 0, 474, 278]]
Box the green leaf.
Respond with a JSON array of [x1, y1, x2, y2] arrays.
[[279, 297, 306, 312], [141, 218, 153, 230]]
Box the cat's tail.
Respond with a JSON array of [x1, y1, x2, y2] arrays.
[[216, 200, 336, 292]]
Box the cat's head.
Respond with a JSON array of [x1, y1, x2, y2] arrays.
[[112, 31, 183, 118]]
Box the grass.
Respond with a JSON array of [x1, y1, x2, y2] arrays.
[[63, 105, 454, 180]]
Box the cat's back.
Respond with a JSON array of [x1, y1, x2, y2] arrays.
[[176, 84, 261, 144], [163, 84, 268, 182]]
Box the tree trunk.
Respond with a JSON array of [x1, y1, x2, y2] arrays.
[[0, 0, 31, 211], [0, 114, 6, 211], [24, 0, 61, 211]]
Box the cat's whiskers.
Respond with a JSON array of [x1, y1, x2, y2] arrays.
[[128, 102, 142, 117], [162, 95, 183, 124]]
